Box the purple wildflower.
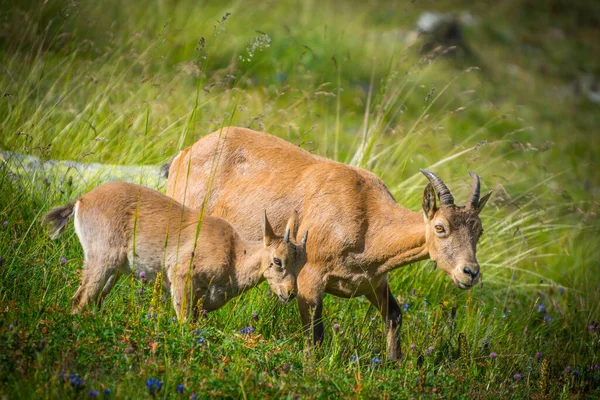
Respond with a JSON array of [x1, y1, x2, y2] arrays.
[[240, 326, 255, 335], [589, 325, 595, 331], [69, 374, 83, 389], [146, 378, 163, 394], [566, 366, 572, 373], [594, 364, 600, 370], [574, 370, 580, 376], [190, 394, 197, 400], [60, 257, 67, 264], [514, 373, 521, 381], [489, 352, 497, 359], [139, 271, 146, 279], [372, 357, 381, 365], [2, 221, 7, 226], [403, 303, 410, 311], [137, 288, 144, 295], [198, 338, 205, 345], [333, 323, 340, 333], [201, 309, 208, 318], [410, 343, 416, 351], [282, 363, 291, 373], [537, 304, 546, 313], [176, 384, 184, 394], [351, 355, 359, 362], [535, 352, 543, 359], [425, 346, 433, 356], [544, 315, 552, 323], [89, 391, 99, 397], [252, 312, 258, 320], [104, 388, 111, 395]]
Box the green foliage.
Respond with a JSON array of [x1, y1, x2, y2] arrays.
[[1, 0, 599, 398]]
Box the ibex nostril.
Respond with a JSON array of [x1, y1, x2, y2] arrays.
[[463, 266, 479, 279]]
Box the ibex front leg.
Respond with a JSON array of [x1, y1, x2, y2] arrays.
[[365, 279, 403, 362], [297, 265, 325, 345]]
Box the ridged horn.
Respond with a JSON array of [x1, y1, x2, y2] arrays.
[[283, 227, 290, 243], [420, 169, 454, 206], [466, 171, 480, 210]]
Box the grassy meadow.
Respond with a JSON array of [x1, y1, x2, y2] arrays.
[[1, 0, 599, 398]]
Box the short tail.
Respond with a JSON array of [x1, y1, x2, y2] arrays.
[[161, 155, 176, 179], [42, 202, 76, 239]]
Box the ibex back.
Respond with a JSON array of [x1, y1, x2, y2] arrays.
[[166, 127, 491, 359], [43, 182, 308, 319]]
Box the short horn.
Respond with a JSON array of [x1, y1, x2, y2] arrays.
[[467, 171, 480, 210], [420, 169, 454, 206], [301, 229, 308, 248], [283, 227, 290, 243]]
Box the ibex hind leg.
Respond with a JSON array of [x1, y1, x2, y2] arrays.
[[71, 256, 125, 314]]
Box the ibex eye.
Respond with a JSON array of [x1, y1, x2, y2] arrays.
[[435, 225, 445, 234], [273, 258, 282, 267]]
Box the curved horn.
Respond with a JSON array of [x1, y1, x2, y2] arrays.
[[283, 227, 290, 243], [466, 171, 480, 210], [420, 169, 454, 206], [301, 229, 308, 248]]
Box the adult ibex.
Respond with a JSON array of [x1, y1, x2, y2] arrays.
[[166, 127, 491, 359], [43, 182, 308, 319]]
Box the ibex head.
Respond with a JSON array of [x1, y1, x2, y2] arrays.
[[261, 211, 308, 302], [420, 169, 492, 290]]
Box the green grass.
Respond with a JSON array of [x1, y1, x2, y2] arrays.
[[1, 0, 599, 398]]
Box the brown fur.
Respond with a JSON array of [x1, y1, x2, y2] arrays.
[[43, 181, 307, 319], [166, 127, 490, 359]]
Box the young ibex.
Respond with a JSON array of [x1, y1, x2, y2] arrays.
[[165, 127, 491, 359], [43, 182, 308, 319]]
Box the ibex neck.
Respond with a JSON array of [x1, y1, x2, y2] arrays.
[[372, 203, 429, 274], [233, 239, 266, 293]]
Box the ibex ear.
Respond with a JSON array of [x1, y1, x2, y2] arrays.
[[263, 210, 276, 247], [285, 211, 299, 242], [422, 182, 437, 220], [477, 191, 492, 214]]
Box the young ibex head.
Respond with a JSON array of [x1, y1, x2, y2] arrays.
[[261, 211, 308, 302], [420, 169, 491, 290]]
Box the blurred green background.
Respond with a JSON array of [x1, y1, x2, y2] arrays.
[[1, 0, 599, 398]]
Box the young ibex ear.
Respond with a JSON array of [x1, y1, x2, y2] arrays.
[[477, 191, 492, 215], [284, 211, 299, 243], [422, 182, 437, 220], [263, 210, 276, 247]]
